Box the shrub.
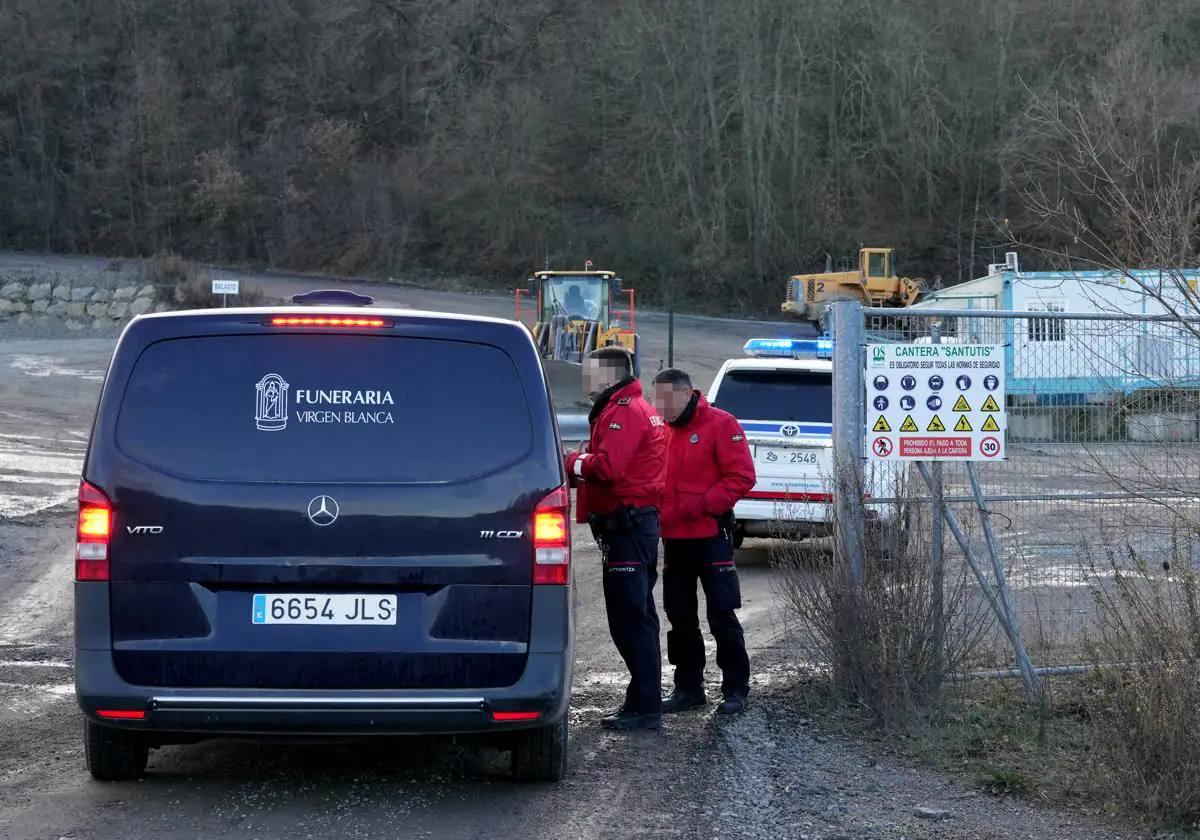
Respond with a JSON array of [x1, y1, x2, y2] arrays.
[[1083, 537, 1200, 825], [143, 253, 266, 309], [772, 466, 990, 726]]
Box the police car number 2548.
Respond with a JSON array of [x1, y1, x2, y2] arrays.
[[757, 447, 818, 465]]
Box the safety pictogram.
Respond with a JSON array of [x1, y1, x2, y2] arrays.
[[872, 437, 894, 457], [899, 415, 919, 432], [954, 415, 973, 432], [872, 415, 891, 432], [981, 394, 1001, 412], [926, 415, 945, 432], [981, 414, 1000, 432], [952, 394, 972, 412]]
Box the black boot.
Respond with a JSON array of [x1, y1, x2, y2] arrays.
[[717, 694, 747, 715], [600, 709, 662, 731], [661, 689, 707, 714]]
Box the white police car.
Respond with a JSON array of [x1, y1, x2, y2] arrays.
[[708, 338, 835, 545], [710, 338, 905, 551]]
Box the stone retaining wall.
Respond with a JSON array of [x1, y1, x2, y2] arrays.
[[0, 264, 169, 331]]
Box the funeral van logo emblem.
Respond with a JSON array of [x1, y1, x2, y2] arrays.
[[255, 374, 289, 431]]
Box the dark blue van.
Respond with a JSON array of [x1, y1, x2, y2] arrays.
[[74, 300, 574, 782]]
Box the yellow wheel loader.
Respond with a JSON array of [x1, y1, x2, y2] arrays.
[[782, 247, 924, 330], [515, 267, 639, 409]]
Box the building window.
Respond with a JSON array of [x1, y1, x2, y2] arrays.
[[1027, 301, 1066, 342]]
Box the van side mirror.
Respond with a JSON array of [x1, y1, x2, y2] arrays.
[[613, 278, 624, 294]]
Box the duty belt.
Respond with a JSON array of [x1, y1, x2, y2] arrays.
[[588, 505, 658, 534]]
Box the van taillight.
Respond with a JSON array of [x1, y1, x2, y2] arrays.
[[76, 481, 112, 582], [533, 485, 570, 585]]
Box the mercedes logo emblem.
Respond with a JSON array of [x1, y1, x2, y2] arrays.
[[307, 495, 340, 527], [781, 423, 800, 437]]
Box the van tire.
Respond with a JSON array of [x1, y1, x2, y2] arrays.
[[511, 714, 568, 782], [85, 719, 149, 781]]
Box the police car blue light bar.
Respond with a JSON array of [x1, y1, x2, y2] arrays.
[[743, 337, 833, 359]]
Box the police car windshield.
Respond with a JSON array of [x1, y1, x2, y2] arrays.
[[713, 370, 832, 423]]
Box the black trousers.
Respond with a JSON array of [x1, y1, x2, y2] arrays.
[[663, 533, 750, 699], [592, 509, 663, 715]]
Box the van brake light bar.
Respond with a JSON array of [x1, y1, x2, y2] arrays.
[[269, 316, 390, 328]]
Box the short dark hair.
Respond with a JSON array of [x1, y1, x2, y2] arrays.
[[589, 346, 633, 376], [653, 367, 692, 390]]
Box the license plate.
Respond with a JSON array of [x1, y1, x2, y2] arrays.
[[755, 447, 820, 466], [251, 594, 397, 626]]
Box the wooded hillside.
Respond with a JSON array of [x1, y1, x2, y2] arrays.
[[2, 0, 1198, 310]]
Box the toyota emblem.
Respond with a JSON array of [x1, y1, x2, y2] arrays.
[[781, 423, 800, 437], [307, 495, 340, 527]]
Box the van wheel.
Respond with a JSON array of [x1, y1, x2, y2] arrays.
[[84, 719, 149, 781], [511, 715, 568, 783]]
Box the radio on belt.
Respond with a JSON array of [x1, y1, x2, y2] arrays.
[[865, 343, 1006, 461]]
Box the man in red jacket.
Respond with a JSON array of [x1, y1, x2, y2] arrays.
[[652, 368, 756, 715], [566, 347, 667, 730]]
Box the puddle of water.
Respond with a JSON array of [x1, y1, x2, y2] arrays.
[[8, 355, 104, 381], [1, 682, 75, 715], [0, 451, 83, 476], [0, 489, 76, 518], [0, 473, 78, 487], [0, 432, 86, 448], [576, 672, 631, 688]]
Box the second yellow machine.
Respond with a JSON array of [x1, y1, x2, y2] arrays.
[[782, 247, 924, 330]]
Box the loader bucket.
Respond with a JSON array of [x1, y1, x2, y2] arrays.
[[543, 358, 591, 411]]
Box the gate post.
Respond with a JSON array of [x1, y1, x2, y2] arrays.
[[831, 300, 866, 586]]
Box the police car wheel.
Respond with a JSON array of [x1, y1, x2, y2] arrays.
[[511, 714, 568, 783], [84, 718, 149, 781]]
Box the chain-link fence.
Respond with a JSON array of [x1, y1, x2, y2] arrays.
[[853, 303, 1200, 674]]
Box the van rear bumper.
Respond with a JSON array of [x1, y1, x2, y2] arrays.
[[75, 583, 574, 736], [76, 649, 569, 735]]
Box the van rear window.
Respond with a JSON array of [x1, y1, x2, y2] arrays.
[[116, 335, 533, 483], [712, 370, 832, 422]]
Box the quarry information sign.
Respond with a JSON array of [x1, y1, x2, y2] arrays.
[[866, 343, 1006, 461]]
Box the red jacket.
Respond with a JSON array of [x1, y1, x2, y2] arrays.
[[565, 379, 667, 523], [660, 393, 756, 540]]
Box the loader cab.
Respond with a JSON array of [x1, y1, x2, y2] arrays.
[[862, 248, 893, 281], [538, 273, 612, 324]]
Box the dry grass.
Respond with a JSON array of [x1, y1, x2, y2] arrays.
[[772, 478, 991, 727], [1081, 537, 1200, 828], [143, 253, 266, 308]]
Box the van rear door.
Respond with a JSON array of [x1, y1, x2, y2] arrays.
[[87, 317, 563, 690]]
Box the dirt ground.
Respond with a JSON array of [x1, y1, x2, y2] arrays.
[[0, 271, 1153, 839]]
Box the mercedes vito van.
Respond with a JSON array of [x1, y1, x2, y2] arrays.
[[74, 295, 574, 782]]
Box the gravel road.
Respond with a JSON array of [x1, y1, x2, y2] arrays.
[[0, 270, 1150, 839]]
